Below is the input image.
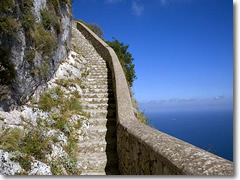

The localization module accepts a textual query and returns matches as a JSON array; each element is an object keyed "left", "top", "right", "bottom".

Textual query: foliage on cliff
[
  {"left": 88, "top": 23, "right": 104, "bottom": 38},
  {"left": 106, "top": 38, "right": 136, "bottom": 87}
]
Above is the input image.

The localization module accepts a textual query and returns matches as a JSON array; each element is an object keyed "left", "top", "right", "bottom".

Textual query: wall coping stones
[{"left": 76, "top": 21, "right": 233, "bottom": 175}]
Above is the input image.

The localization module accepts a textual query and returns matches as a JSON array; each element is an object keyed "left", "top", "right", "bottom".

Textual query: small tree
[
  {"left": 107, "top": 37, "right": 136, "bottom": 87},
  {"left": 88, "top": 23, "right": 104, "bottom": 38}
]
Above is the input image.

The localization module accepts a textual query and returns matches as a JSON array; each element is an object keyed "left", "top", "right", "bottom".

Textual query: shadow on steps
[{"left": 104, "top": 63, "right": 120, "bottom": 175}]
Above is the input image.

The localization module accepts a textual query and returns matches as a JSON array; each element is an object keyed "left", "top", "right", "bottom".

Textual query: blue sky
[{"left": 73, "top": 0, "right": 233, "bottom": 112}]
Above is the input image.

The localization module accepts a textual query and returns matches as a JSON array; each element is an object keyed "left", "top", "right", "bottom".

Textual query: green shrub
[
  {"left": 50, "top": 160, "right": 63, "bottom": 175},
  {"left": 107, "top": 37, "right": 136, "bottom": 87},
  {"left": 0, "top": 0, "right": 15, "bottom": 13},
  {"left": 40, "top": 62, "right": 50, "bottom": 79},
  {"left": 0, "top": 16, "right": 18, "bottom": 36},
  {"left": 52, "top": 113, "right": 67, "bottom": 131},
  {"left": 48, "top": 0, "right": 60, "bottom": 15},
  {"left": 25, "top": 49, "right": 35, "bottom": 62},
  {"left": 73, "top": 119, "right": 82, "bottom": 129},
  {"left": 0, "top": 128, "right": 23, "bottom": 151},
  {"left": 76, "top": 20, "right": 104, "bottom": 38},
  {"left": 33, "top": 24, "right": 57, "bottom": 56},
  {"left": 20, "top": 129, "right": 51, "bottom": 159},
  {"left": 38, "top": 90, "right": 57, "bottom": 111},
  {"left": 63, "top": 136, "right": 80, "bottom": 174},
  {"left": 72, "top": 90, "right": 81, "bottom": 99},
  {"left": 65, "top": 97, "right": 82, "bottom": 112},
  {"left": 18, "top": 155, "right": 32, "bottom": 171},
  {"left": 41, "top": 9, "right": 58, "bottom": 30},
  {"left": 0, "top": 46, "right": 16, "bottom": 85},
  {"left": 60, "top": 0, "right": 69, "bottom": 5},
  {"left": 88, "top": 23, "right": 104, "bottom": 38},
  {"left": 21, "top": 0, "right": 33, "bottom": 9},
  {"left": 23, "top": 12, "right": 35, "bottom": 30}
]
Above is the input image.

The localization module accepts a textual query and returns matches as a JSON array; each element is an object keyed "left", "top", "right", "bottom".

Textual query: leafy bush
[
  {"left": 0, "top": 16, "right": 18, "bottom": 36},
  {"left": 0, "top": 46, "right": 16, "bottom": 85},
  {"left": 21, "top": 0, "right": 33, "bottom": 9},
  {"left": 88, "top": 23, "right": 104, "bottom": 38},
  {"left": 107, "top": 37, "right": 136, "bottom": 87},
  {"left": 41, "top": 9, "right": 58, "bottom": 30},
  {"left": 20, "top": 129, "right": 51, "bottom": 159},
  {"left": 23, "top": 12, "right": 35, "bottom": 30},
  {"left": 33, "top": 24, "right": 57, "bottom": 56},
  {"left": 0, "top": 128, "right": 23, "bottom": 151},
  {"left": 60, "top": 0, "right": 69, "bottom": 6},
  {"left": 0, "top": 0, "right": 15, "bottom": 13},
  {"left": 25, "top": 49, "right": 35, "bottom": 62},
  {"left": 48, "top": 0, "right": 60, "bottom": 15},
  {"left": 38, "top": 90, "right": 57, "bottom": 111},
  {"left": 65, "top": 97, "right": 82, "bottom": 112},
  {"left": 63, "top": 136, "right": 80, "bottom": 174},
  {"left": 52, "top": 113, "right": 68, "bottom": 132}
]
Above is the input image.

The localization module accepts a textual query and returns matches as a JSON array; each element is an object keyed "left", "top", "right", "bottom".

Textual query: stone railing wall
[{"left": 76, "top": 21, "right": 234, "bottom": 175}]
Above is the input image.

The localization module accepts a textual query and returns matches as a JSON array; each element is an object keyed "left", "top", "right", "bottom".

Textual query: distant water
[{"left": 146, "top": 110, "right": 233, "bottom": 161}]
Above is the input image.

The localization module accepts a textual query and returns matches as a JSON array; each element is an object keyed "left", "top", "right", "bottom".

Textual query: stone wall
[{"left": 76, "top": 21, "right": 234, "bottom": 175}]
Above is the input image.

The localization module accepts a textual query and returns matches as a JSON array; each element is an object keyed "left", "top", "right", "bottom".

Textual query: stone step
[
  {"left": 86, "top": 85, "right": 113, "bottom": 90},
  {"left": 90, "top": 60, "right": 106, "bottom": 63},
  {"left": 78, "top": 152, "right": 118, "bottom": 172},
  {"left": 78, "top": 140, "right": 107, "bottom": 153},
  {"left": 90, "top": 67, "right": 107, "bottom": 69},
  {"left": 88, "top": 65, "right": 107, "bottom": 68},
  {"left": 89, "top": 70, "right": 108, "bottom": 73},
  {"left": 78, "top": 138, "right": 117, "bottom": 153},
  {"left": 82, "top": 88, "right": 114, "bottom": 94},
  {"left": 79, "top": 125, "right": 116, "bottom": 141},
  {"left": 82, "top": 103, "right": 115, "bottom": 110},
  {"left": 87, "top": 75, "right": 109, "bottom": 79},
  {"left": 87, "top": 74, "right": 110, "bottom": 78},
  {"left": 80, "top": 171, "right": 106, "bottom": 175},
  {"left": 85, "top": 79, "right": 112, "bottom": 83},
  {"left": 90, "top": 65, "right": 107, "bottom": 68},
  {"left": 90, "top": 61, "right": 106, "bottom": 64},
  {"left": 78, "top": 152, "right": 107, "bottom": 171},
  {"left": 81, "top": 97, "right": 115, "bottom": 104},
  {"left": 84, "top": 81, "right": 112, "bottom": 86},
  {"left": 88, "top": 118, "right": 116, "bottom": 126},
  {"left": 82, "top": 92, "right": 114, "bottom": 98},
  {"left": 83, "top": 109, "right": 116, "bottom": 118},
  {"left": 88, "top": 72, "right": 111, "bottom": 75},
  {"left": 86, "top": 77, "right": 112, "bottom": 81}
]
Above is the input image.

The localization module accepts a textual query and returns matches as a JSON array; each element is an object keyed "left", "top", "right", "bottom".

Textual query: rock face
[
  {"left": 0, "top": 0, "right": 72, "bottom": 111},
  {"left": 0, "top": 150, "right": 23, "bottom": 175}
]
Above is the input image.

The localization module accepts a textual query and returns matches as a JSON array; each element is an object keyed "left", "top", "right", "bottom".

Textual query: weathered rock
[
  {"left": 29, "top": 160, "right": 52, "bottom": 175},
  {"left": 0, "top": 150, "right": 22, "bottom": 175},
  {"left": 0, "top": 0, "right": 73, "bottom": 111}
]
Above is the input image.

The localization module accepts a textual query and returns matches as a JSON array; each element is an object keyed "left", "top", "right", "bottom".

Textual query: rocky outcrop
[
  {"left": 0, "top": 23, "right": 89, "bottom": 174},
  {"left": 0, "top": 0, "right": 72, "bottom": 111}
]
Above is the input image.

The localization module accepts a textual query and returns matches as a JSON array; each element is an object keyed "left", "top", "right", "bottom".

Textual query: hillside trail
[{"left": 72, "top": 22, "right": 120, "bottom": 175}]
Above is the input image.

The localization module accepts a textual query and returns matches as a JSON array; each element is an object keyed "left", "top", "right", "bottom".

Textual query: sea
[{"left": 146, "top": 110, "right": 233, "bottom": 161}]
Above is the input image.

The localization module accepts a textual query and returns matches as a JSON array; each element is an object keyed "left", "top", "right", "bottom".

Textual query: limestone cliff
[{"left": 0, "top": 0, "right": 72, "bottom": 111}]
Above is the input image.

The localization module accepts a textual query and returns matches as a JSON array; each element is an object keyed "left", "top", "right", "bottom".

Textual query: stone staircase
[{"left": 72, "top": 22, "right": 119, "bottom": 175}]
